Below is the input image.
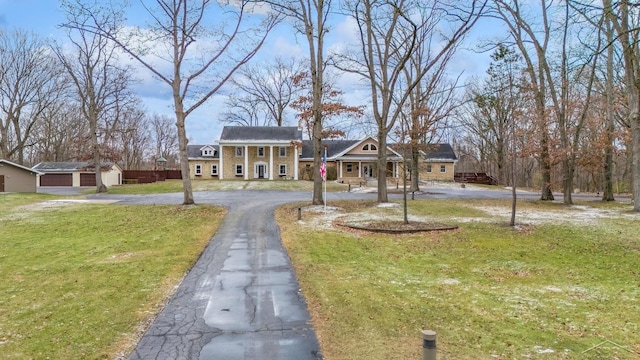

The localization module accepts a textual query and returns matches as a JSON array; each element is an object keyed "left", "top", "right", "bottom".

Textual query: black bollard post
[{"left": 297, "top": 207, "right": 302, "bottom": 221}]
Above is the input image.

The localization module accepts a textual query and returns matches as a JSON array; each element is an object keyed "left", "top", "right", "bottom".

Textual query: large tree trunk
[
  {"left": 603, "top": 20, "right": 616, "bottom": 202},
  {"left": 173, "top": 95, "right": 194, "bottom": 205},
  {"left": 410, "top": 150, "right": 420, "bottom": 192},
  {"left": 377, "top": 129, "right": 388, "bottom": 202},
  {"left": 90, "top": 113, "right": 107, "bottom": 193},
  {"left": 539, "top": 123, "right": 554, "bottom": 201},
  {"left": 312, "top": 111, "right": 324, "bottom": 205},
  {"left": 632, "top": 115, "right": 640, "bottom": 211}
]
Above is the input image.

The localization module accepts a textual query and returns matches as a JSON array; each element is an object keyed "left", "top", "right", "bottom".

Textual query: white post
[
  {"left": 244, "top": 145, "right": 249, "bottom": 180},
  {"left": 219, "top": 145, "right": 224, "bottom": 180},
  {"left": 294, "top": 145, "right": 299, "bottom": 180},
  {"left": 269, "top": 145, "right": 274, "bottom": 180}
]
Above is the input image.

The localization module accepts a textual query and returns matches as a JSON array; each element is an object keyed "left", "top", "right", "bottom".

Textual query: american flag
[{"left": 319, "top": 149, "right": 327, "bottom": 181}]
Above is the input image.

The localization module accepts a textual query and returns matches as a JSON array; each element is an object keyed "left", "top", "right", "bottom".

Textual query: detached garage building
[
  {"left": 0, "top": 159, "right": 40, "bottom": 192},
  {"left": 32, "top": 162, "right": 122, "bottom": 187}
]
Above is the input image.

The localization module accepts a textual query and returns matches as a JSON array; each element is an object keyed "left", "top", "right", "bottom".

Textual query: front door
[
  {"left": 363, "top": 164, "right": 374, "bottom": 178},
  {"left": 0, "top": 175, "right": 4, "bottom": 192},
  {"left": 254, "top": 163, "right": 267, "bottom": 179},
  {"left": 258, "top": 165, "right": 265, "bottom": 179}
]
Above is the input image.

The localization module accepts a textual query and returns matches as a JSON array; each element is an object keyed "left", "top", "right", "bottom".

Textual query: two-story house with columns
[
  {"left": 187, "top": 126, "right": 457, "bottom": 182},
  {"left": 188, "top": 126, "right": 301, "bottom": 181}
]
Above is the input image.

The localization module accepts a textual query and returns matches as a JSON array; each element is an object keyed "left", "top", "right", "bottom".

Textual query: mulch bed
[{"left": 337, "top": 220, "right": 458, "bottom": 234}]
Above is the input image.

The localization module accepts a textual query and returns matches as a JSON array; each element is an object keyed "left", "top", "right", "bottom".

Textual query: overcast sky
[{"left": 0, "top": 0, "right": 500, "bottom": 145}]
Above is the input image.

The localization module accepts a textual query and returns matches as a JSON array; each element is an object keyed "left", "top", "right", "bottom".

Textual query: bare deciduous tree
[
  {"left": 64, "top": 0, "right": 280, "bottom": 204},
  {"left": 0, "top": 29, "right": 67, "bottom": 164},
  {"left": 340, "top": 0, "right": 486, "bottom": 202},
  {"left": 266, "top": 0, "right": 333, "bottom": 205},
  {"left": 225, "top": 57, "right": 302, "bottom": 127},
  {"left": 56, "top": 3, "right": 135, "bottom": 193}
]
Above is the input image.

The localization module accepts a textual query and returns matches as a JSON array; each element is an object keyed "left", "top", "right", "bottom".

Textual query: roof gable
[
  {"left": 420, "top": 143, "right": 457, "bottom": 161},
  {"left": 187, "top": 145, "right": 219, "bottom": 159}
]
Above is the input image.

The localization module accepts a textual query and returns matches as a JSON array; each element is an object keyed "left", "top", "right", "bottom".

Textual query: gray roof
[
  {"left": 32, "top": 161, "right": 117, "bottom": 172},
  {"left": 219, "top": 126, "right": 302, "bottom": 142},
  {"left": 300, "top": 140, "right": 359, "bottom": 159},
  {"left": 187, "top": 145, "right": 219, "bottom": 159},
  {"left": 422, "top": 143, "right": 457, "bottom": 161}
]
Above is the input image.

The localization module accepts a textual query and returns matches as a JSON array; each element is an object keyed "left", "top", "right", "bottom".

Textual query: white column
[
  {"left": 339, "top": 160, "right": 343, "bottom": 178},
  {"left": 269, "top": 145, "right": 274, "bottom": 180},
  {"left": 294, "top": 145, "right": 299, "bottom": 180},
  {"left": 219, "top": 145, "right": 224, "bottom": 180},
  {"left": 244, "top": 145, "right": 249, "bottom": 180},
  {"left": 358, "top": 161, "right": 362, "bottom": 178}
]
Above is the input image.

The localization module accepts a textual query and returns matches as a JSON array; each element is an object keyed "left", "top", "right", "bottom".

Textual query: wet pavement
[{"left": 119, "top": 191, "right": 324, "bottom": 360}]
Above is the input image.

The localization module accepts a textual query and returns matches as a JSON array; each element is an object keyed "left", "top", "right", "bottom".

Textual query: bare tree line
[
  {"left": 0, "top": 28, "right": 178, "bottom": 172},
  {"left": 4, "top": 0, "right": 640, "bottom": 211}
]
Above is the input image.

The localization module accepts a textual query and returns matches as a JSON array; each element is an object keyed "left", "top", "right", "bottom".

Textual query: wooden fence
[
  {"left": 122, "top": 170, "right": 182, "bottom": 184},
  {"left": 454, "top": 172, "right": 498, "bottom": 185}
]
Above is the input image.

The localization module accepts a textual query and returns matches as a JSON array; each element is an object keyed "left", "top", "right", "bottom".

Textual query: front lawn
[
  {"left": 102, "top": 179, "right": 350, "bottom": 194},
  {"left": 277, "top": 199, "right": 640, "bottom": 359},
  {"left": 0, "top": 193, "right": 224, "bottom": 359}
]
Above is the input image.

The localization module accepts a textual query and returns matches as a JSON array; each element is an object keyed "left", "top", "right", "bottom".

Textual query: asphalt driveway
[{"left": 107, "top": 191, "right": 327, "bottom": 360}]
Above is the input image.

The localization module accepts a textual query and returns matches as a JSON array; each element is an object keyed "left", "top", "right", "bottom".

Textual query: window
[
  {"left": 370, "top": 144, "right": 377, "bottom": 150},
  {"left": 235, "top": 147, "right": 243, "bottom": 157},
  {"left": 279, "top": 164, "right": 287, "bottom": 175},
  {"left": 346, "top": 163, "right": 353, "bottom": 172},
  {"left": 195, "top": 164, "right": 202, "bottom": 176},
  {"left": 258, "top": 147, "right": 265, "bottom": 157},
  {"left": 235, "top": 164, "right": 243, "bottom": 176},
  {"left": 279, "top": 147, "right": 286, "bottom": 157},
  {"left": 426, "top": 165, "right": 432, "bottom": 173},
  {"left": 363, "top": 144, "right": 377, "bottom": 151},
  {"left": 211, "top": 164, "right": 218, "bottom": 175},
  {"left": 440, "top": 165, "right": 446, "bottom": 173},
  {"left": 363, "top": 144, "right": 369, "bottom": 150},
  {"left": 202, "top": 148, "right": 213, "bottom": 156}
]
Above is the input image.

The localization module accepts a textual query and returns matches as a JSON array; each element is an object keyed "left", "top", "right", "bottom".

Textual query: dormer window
[
  {"left": 202, "top": 148, "right": 213, "bottom": 156},
  {"left": 363, "top": 144, "right": 377, "bottom": 151}
]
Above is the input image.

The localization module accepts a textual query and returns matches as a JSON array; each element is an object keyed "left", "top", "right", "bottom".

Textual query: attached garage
[
  {"left": 80, "top": 173, "right": 96, "bottom": 186},
  {"left": 40, "top": 173, "right": 73, "bottom": 186}
]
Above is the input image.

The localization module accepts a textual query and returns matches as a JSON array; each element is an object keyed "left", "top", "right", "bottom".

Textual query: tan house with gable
[{"left": 187, "top": 126, "right": 456, "bottom": 182}]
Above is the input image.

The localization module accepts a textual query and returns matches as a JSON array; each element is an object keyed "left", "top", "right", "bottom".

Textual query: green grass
[
  {"left": 102, "top": 179, "right": 350, "bottom": 194},
  {"left": 0, "top": 194, "right": 225, "bottom": 359},
  {"left": 277, "top": 199, "right": 640, "bottom": 359}
]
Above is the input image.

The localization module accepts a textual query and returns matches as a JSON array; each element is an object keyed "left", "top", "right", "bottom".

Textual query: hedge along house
[
  {"left": 299, "top": 137, "right": 403, "bottom": 183},
  {"left": 187, "top": 126, "right": 302, "bottom": 180},
  {"left": 32, "top": 162, "right": 123, "bottom": 187},
  {"left": 0, "top": 159, "right": 41, "bottom": 192}
]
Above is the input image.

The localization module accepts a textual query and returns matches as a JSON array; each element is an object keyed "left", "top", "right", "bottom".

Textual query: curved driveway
[
  {"left": 79, "top": 187, "right": 611, "bottom": 359},
  {"left": 93, "top": 190, "right": 381, "bottom": 360}
]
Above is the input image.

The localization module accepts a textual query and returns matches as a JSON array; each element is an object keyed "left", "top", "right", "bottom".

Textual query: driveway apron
[{"left": 127, "top": 192, "right": 322, "bottom": 359}]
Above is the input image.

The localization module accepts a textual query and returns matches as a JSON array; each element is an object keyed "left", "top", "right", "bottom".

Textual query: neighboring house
[
  {"left": 0, "top": 159, "right": 41, "bottom": 192},
  {"left": 32, "top": 162, "right": 123, "bottom": 187},
  {"left": 186, "top": 126, "right": 456, "bottom": 182}
]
